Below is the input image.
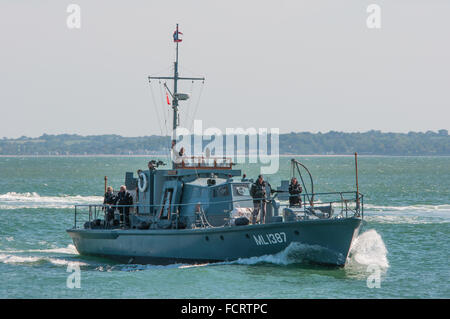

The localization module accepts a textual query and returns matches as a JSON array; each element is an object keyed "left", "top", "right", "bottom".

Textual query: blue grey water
[{"left": 0, "top": 156, "right": 448, "bottom": 298}]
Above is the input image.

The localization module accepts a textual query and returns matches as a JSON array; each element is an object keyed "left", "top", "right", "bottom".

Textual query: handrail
[
  {"left": 72, "top": 191, "right": 363, "bottom": 229},
  {"left": 73, "top": 191, "right": 362, "bottom": 209},
  {"left": 73, "top": 192, "right": 364, "bottom": 215},
  {"left": 291, "top": 159, "right": 315, "bottom": 206}
]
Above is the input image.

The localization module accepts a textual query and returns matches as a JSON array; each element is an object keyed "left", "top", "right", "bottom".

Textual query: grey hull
[{"left": 67, "top": 217, "right": 362, "bottom": 266}]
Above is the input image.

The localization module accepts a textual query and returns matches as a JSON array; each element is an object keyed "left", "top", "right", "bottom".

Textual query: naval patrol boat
[{"left": 67, "top": 25, "right": 364, "bottom": 267}]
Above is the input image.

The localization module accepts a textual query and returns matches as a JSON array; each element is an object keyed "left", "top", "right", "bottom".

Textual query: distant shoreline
[{"left": 2, "top": 131, "right": 448, "bottom": 156}]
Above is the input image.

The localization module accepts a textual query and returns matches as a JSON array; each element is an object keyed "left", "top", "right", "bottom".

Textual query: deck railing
[
  {"left": 174, "top": 156, "right": 233, "bottom": 169},
  {"left": 72, "top": 191, "right": 363, "bottom": 230}
]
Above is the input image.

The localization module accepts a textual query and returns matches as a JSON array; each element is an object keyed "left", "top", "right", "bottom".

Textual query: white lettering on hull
[{"left": 253, "top": 232, "right": 287, "bottom": 246}]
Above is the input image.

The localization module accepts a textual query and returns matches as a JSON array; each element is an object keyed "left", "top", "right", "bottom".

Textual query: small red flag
[
  {"left": 173, "top": 28, "right": 183, "bottom": 42},
  {"left": 166, "top": 92, "right": 171, "bottom": 105}
]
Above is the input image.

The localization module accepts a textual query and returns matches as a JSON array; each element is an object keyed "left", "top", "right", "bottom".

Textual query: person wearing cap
[
  {"left": 148, "top": 161, "right": 156, "bottom": 171},
  {"left": 171, "top": 141, "right": 186, "bottom": 166},
  {"left": 116, "top": 185, "right": 133, "bottom": 228},
  {"left": 250, "top": 175, "right": 272, "bottom": 224},
  {"left": 288, "top": 177, "right": 303, "bottom": 207},
  {"left": 103, "top": 186, "right": 116, "bottom": 223}
]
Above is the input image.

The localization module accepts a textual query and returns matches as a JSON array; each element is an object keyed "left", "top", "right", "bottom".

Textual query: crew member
[
  {"left": 103, "top": 186, "right": 116, "bottom": 223},
  {"left": 250, "top": 175, "right": 272, "bottom": 224},
  {"left": 179, "top": 147, "right": 185, "bottom": 158},
  {"left": 288, "top": 177, "right": 303, "bottom": 207},
  {"left": 116, "top": 185, "right": 133, "bottom": 228},
  {"left": 171, "top": 141, "right": 186, "bottom": 166}
]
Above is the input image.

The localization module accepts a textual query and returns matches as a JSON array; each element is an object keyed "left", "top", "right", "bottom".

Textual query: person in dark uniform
[
  {"left": 103, "top": 186, "right": 116, "bottom": 223},
  {"left": 116, "top": 185, "right": 133, "bottom": 228},
  {"left": 250, "top": 175, "right": 272, "bottom": 224},
  {"left": 288, "top": 177, "right": 302, "bottom": 207}
]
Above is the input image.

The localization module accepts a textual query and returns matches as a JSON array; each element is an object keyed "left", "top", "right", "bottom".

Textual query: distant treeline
[{"left": 0, "top": 130, "right": 449, "bottom": 156}]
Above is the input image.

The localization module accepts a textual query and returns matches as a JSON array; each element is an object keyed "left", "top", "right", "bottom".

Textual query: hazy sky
[{"left": 1, "top": 0, "right": 449, "bottom": 138}]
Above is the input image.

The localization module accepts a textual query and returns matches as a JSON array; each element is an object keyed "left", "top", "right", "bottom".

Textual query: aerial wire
[
  {"left": 189, "top": 81, "right": 205, "bottom": 132},
  {"left": 148, "top": 81, "right": 164, "bottom": 137}
]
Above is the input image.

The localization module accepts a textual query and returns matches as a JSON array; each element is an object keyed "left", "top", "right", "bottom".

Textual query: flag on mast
[{"left": 173, "top": 26, "right": 183, "bottom": 42}]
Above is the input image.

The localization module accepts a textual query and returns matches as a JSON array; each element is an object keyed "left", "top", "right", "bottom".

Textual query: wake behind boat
[{"left": 66, "top": 25, "right": 364, "bottom": 267}]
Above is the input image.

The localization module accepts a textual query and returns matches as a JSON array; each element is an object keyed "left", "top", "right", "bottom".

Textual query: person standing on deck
[
  {"left": 116, "top": 185, "right": 133, "bottom": 228},
  {"left": 250, "top": 175, "right": 272, "bottom": 224},
  {"left": 171, "top": 141, "right": 186, "bottom": 166},
  {"left": 288, "top": 177, "right": 303, "bottom": 207},
  {"left": 103, "top": 186, "right": 116, "bottom": 223}
]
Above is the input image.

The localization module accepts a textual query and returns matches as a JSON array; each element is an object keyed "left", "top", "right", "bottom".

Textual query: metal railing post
[
  {"left": 361, "top": 194, "right": 364, "bottom": 219},
  {"left": 88, "top": 205, "right": 92, "bottom": 229}
]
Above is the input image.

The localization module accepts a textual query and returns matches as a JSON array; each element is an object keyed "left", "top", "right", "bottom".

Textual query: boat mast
[
  {"left": 148, "top": 24, "right": 205, "bottom": 167},
  {"left": 173, "top": 24, "right": 180, "bottom": 135}
]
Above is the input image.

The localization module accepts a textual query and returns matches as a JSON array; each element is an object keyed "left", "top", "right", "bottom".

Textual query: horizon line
[{"left": 2, "top": 128, "right": 448, "bottom": 139}]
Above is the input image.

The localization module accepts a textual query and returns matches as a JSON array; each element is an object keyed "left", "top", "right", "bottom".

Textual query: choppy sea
[{"left": 0, "top": 156, "right": 448, "bottom": 298}]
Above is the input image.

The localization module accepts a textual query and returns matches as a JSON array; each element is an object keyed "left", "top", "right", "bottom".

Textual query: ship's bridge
[{"left": 179, "top": 176, "right": 253, "bottom": 227}]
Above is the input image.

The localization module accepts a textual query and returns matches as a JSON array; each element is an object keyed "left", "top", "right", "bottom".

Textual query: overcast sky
[{"left": 1, "top": 0, "right": 449, "bottom": 138}]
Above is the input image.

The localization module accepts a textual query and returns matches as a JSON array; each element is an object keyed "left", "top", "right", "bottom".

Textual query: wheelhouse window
[
  {"left": 212, "top": 185, "right": 230, "bottom": 198},
  {"left": 232, "top": 184, "right": 250, "bottom": 197}
]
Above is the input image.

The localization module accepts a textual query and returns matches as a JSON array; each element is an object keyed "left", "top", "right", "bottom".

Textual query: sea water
[{"left": 0, "top": 156, "right": 448, "bottom": 298}]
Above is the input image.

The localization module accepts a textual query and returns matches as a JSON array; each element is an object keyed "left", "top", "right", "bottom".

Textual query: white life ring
[{"left": 138, "top": 172, "right": 148, "bottom": 192}]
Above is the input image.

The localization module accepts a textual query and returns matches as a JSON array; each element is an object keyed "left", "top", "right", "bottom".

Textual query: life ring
[{"left": 138, "top": 172, "right": 148, "bottom": 192}]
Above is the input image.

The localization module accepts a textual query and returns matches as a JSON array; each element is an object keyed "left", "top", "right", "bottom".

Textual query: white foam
[
  {"left": 0, "top": 243, "right": 83, "bottom": 267},
  {"left": 364, "top": 204, "right": 450, "bottom": 224},
  {"left": 41, "top": 244, "right": 79, "bottom": 254},
  {"left": 0, "top": 253, "right": 41, "bottom": 264},
  {"left": 47, "top": 258, "right": 87, "bottom": 267},
  {"left": 365, "top": 204, "right": 450, "bottom": 212},
  {"left": 109, "top": 263, "right": 188, "bottom": 272},
  {"left": 230, "top": 244, "right": 299, "bottom": 266},
  {"left": 0, "top": 192, "right": 102, "bottom": 209},
  {"left": 178, "top": 263, "right": 210, "bottom": 269},
  {"left": 0, "top": 244, "right": 79, "bottom": 255},
  {"left": 347, "top": 229, "right": 389, "bottom": 269},
  {"left": 0, "top": 253, "right": 87, "bottom": 266},
  {"left": 221, "top": 242, "right": 345, "bottom": 266},
  {"left": 364, "top": 215, "right": 448, "bottom": 225}
]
